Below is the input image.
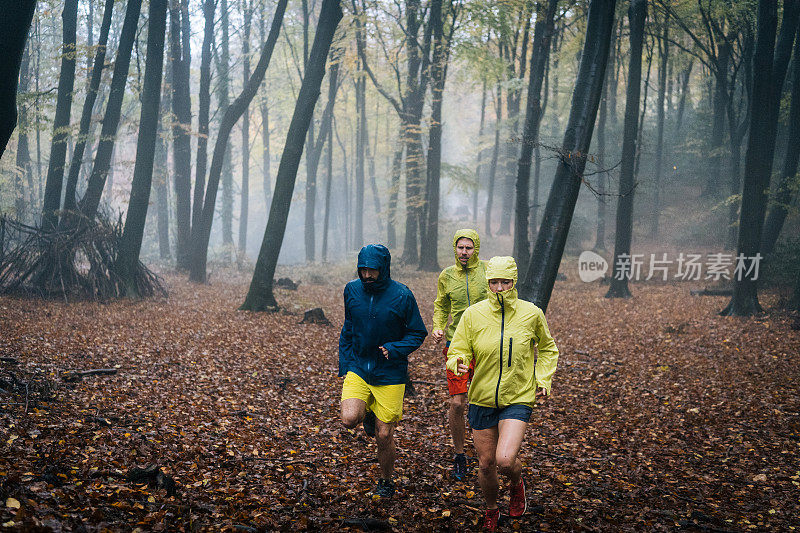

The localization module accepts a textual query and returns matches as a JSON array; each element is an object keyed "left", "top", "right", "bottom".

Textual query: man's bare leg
[
  {"left": 375, "top": 418, "right": 396, "bottom": 478},
  {"left": 341, "top": 398, "right": 367, "bottom": 429},
  {"left": 448, "top": 393, "right": 468, "bottom": 454}
]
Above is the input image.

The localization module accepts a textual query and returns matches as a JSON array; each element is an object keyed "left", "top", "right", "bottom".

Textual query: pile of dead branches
[{"left": 0, "top": 214, "right": 166, "bottom": 301}]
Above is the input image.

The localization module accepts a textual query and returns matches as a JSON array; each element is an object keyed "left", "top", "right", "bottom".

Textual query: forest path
[{"left": 1, "top": 266, "right": 798, "bottom": 531}]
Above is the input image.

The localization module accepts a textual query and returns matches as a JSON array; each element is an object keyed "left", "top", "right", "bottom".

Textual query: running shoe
[
  {"left": 452, "top": 453, "right": 467, "bottom": 481},
  {"left": 483, "top": 508, "right": 500, "bottom": 531},
  {"left": 509, "top": 477, "right": 527, "bottom": 517},
  {"left": 373, "top": 478, "right": 395, "bottom": 498},
  {"left": 363, "top": 410, "right": 376, "bottom": 438}
]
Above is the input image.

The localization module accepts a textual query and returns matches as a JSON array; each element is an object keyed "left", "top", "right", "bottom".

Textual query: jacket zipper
[
  {"left": 465, "top": 267, "right": 471, "bottom": 306},
  {"left": 508, "top": 337, "right": 513, "bottom": 367},
  {"left": 494, "top": 293, "right": 505, "bottom": 408}
]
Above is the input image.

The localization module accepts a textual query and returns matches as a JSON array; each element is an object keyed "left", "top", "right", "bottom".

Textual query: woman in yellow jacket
[{"left": 446, "top": 256, "right": 558, "bottom": 531}]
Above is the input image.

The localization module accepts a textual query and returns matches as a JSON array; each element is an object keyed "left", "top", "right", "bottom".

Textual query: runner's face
[
  {"left": 456, "top": 238, "right": 475, "bottom": 265},
  {"left": 488, "top": 278, "right": 514, "bottom": 293},
  {"left": 359, "top": 267, "right": 380, "bottom": 284}
]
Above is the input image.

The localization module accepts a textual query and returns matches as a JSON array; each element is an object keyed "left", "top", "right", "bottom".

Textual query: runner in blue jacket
[{"left": 339, "top": 244, "right": 427, "bottom": 498}]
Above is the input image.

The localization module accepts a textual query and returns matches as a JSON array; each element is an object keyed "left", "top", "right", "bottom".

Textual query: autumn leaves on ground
[{"left": 1, "top": 265, "right": 799, "bottom": 532}]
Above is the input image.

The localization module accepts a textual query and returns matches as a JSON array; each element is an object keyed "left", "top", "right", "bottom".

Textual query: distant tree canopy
[{"left": 1, "top": 0, "right": 799, "bottom": 312}]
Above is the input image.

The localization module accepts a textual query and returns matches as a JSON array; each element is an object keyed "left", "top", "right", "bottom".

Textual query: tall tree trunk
[
  {"left": 485, "top": 90, "right": 502, "bottom": 238},
  {"left": 419, "top": 0, "right": 445, "bottom": 272},
  {"left": 170, "top": 0, "right": 193, "bottom": 269},
  {"left": 193, "top": 0, "right": 215, "bottom": 236},
  {"left": 322, "top": 63, "right": 337, "bottom": 262},
  {"left": 674, "top": 59, "right": 693, "bottom": 134},
  {"left": 117, "top": 0, "right": 168, "bottom": 296},
  {"left": 721, "top": 0, "right": 779, "bottom": 316},
  {"left": 219, "top": 0, "right": 234, "bottom": 259},
  {"left": 15, "top": 41, "right": 33, "bottom": 221},
  {"left": 240, "top": 0, "right": 341, "bottom": 309},
  {"left": 304, "top": 47, "right": 341, "bottom": 261},
  {"left": 366, "top": 100, "right": 384, "bottom": 235},
  {"left": 155, "top": 109, "right": 171, "bottom": 260},
  {"left": 41, "top": 0, "right": 79, "bottom": 231},
  {"left": 606, "top": 0, "right": 646, "bottom": 299},
  {"left": 260, "top": 7, "right": 272, "bottom": 210},
  {"left": 650, "top": 9, "right": 669, "bottom": 239},
  {"left": 352, "top": 59, "right": 366, "bottom": 251},
  {"left": 705, "top": 44, "right": 730, "bottom": 198},
  {"left": 594, "top": 45, "right": 609, "bottom": 252},
  {"left": 190, "top": 0, "right": 289, "bottom": 283},
  {"left": 513, "top": 0, "right": 558, "bottom": 275},
  {"left": 518, "top": 0, "right": 617, "bottom": 311},
  {"left": 762, "top": 26, "right": 800, "bottom": 257},
  {"left": 0, "top": 0, "right": 37, "bottom": 160},
  {"left": 63, "top": 0, "right": 114, "bottom": 215},
  {"left": 239, "top": 0, "right": 253, "bottom": 259},
  {"left": 474, "top": 80, "right": 487, "bottom": 226},
  {"left": 387, "top": 140, "right": 403, "bottom": 247},
  {"left": 78, "top": 0, "right": 144, "bottom": 220}
]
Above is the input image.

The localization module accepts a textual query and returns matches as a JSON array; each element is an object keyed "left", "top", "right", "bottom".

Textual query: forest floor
[{"left": 1, "top": 263, "right": 799, "bottom": 532}]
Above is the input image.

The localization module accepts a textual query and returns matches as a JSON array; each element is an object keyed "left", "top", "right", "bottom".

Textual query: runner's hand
[
  {"left": 379, "top": 346, "right": 389, "bottom": 359},
  {"left": 432, "top": 329, "right": 444, "bottom": 342},
  {"left": 456, "top": 358, "right": 469, "bottom": 375},
  {"left": 536, "top": 387, "right": 549, "bottom": 399}
]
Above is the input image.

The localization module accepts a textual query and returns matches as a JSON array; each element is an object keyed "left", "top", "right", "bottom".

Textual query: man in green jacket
[{"left": 432, "top": 229, "right": 488, "bottom": 481}]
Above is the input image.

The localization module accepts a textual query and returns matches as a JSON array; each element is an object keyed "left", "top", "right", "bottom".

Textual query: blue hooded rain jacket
[{"left": 338, "top": 244, "right": 428, "bottom": 386}]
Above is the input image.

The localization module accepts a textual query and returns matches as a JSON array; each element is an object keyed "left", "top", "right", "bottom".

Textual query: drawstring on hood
[{"left": 357, "top": 244, "right": 392, "bottom": 293}]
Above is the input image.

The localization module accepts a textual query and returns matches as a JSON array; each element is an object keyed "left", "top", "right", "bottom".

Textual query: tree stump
[
  {"left": 300, "top": 307, "right": 330, "bottom": 325},
  {"left": 275, "top": 277, "right": 299, "bottom": 290}
]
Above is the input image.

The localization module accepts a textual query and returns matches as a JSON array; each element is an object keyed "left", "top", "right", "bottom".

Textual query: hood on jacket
[
  {"left": 486, "top": 256, "right": 518, "bottom": 307},
  {"left": 357, "top": 244, "right": 392, "bottom": 292},
  {"left": 453, "top": 228, "right": 481, "bottom": 269}
]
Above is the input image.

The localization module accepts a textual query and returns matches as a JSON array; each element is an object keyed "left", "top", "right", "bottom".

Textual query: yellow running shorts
[{"left": 341, "top": 371, "right": 405, "bottom": 424}]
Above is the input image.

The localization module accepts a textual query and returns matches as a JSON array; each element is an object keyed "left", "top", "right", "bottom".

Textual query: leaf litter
[{"left": 1, "top": 267, "right": 799, "bottom": 531}]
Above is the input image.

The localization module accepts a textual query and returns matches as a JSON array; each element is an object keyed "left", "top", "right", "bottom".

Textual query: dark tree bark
[
  {"left": 219, "top": 0, "right": 234, "bottom": 258},
  {"left": 260, "top": 8, "right": 272, "bottom": 210},
  {"left": 322, "top": 61, "right": 337, "bottom": 262},
  {"left": 79, "top": 0, "right": 144, "bottom": 220},
  {"left": 366, "top": 99, "right": 384, "bottom": 235},
  {"left": 606, "top": 0, "right": 646, "bottom": 299},
  {"left": 240, "top": 0, "right": 341, "bottom": 309},
  {"left": 189, "top": 0, "right": 289, "bottom": 283},
  {"left": 387, "top": 139, "right": 403, "bottom": 247},
  {"left": 474, "top": 79, "right": 487, "bottom": 226},
  {"left": 303, "top": 47, "right": 340, "bottom": 261},
  {"left": 169, "top": 0, "right": 192, "bottom": 269},
  {"left": 0, "top": 0, "right": 36, "bottom": 161},
  {"left": 193, "top": 0, "right": 215, "bottom": 236},
  {"left": 518, "top": 0, "right": 617, "bottom": 312},
  {"left": 117, "top": 0, "right": 168, "bottom": 296},
  {"left": 721, "top": 0, "right": 779, "bottom": 316},
  {"left": 674, "top": 59, "right": 693, "bottom": 134},
  {"left": 419, "top": 0, "right": 445, "bottom": 272},
  {"left": 594, "top": 27, "right": 612, "bottom": 252},
  {"left": 726, "top": 30, "right": 754, "bottom": 250},
  {"left": 485, "top": 89, "right": 502, "bottom": 238},
  {"left": 155, "top": 110, "right": 171, "bottom": 260},
  {"left": 239, "top": 0, "right": 253, "bottom": 258},
  {"left": 762, "top": 26, "right": 800, "bottom": 257},
  {"left": 513, "top": 0, "right": 558, "bottom": 275},
  {"left": 353, "top": 58, "right": 367, "bottom": 252},
  {"left": 650, "top": 8, "right": 669, "bottom": 239},
  {"left": 14, "top": 41, "right": 32, "bottom": 221},
  {"left": 62, "top": 0, "right": 114, "bottom": 215},
  {"left": 41, "top": 0, "right": 79, "bottom": 231}
]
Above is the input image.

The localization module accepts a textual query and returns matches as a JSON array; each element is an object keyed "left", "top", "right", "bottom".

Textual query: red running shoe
[
  {"left": 509, "top": 478, "right": 527, "bottom": 517},
  {"left": 483, "top": 508, "right": 500, "bottom": 531}
]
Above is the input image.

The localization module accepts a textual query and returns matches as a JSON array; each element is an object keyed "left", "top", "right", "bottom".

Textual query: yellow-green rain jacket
[
  {"left": 446, "top": 256, "right": 559, "bottom": 408},
  {"left": 432, "top": 229, "right": 489, "bottom": 342}
]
